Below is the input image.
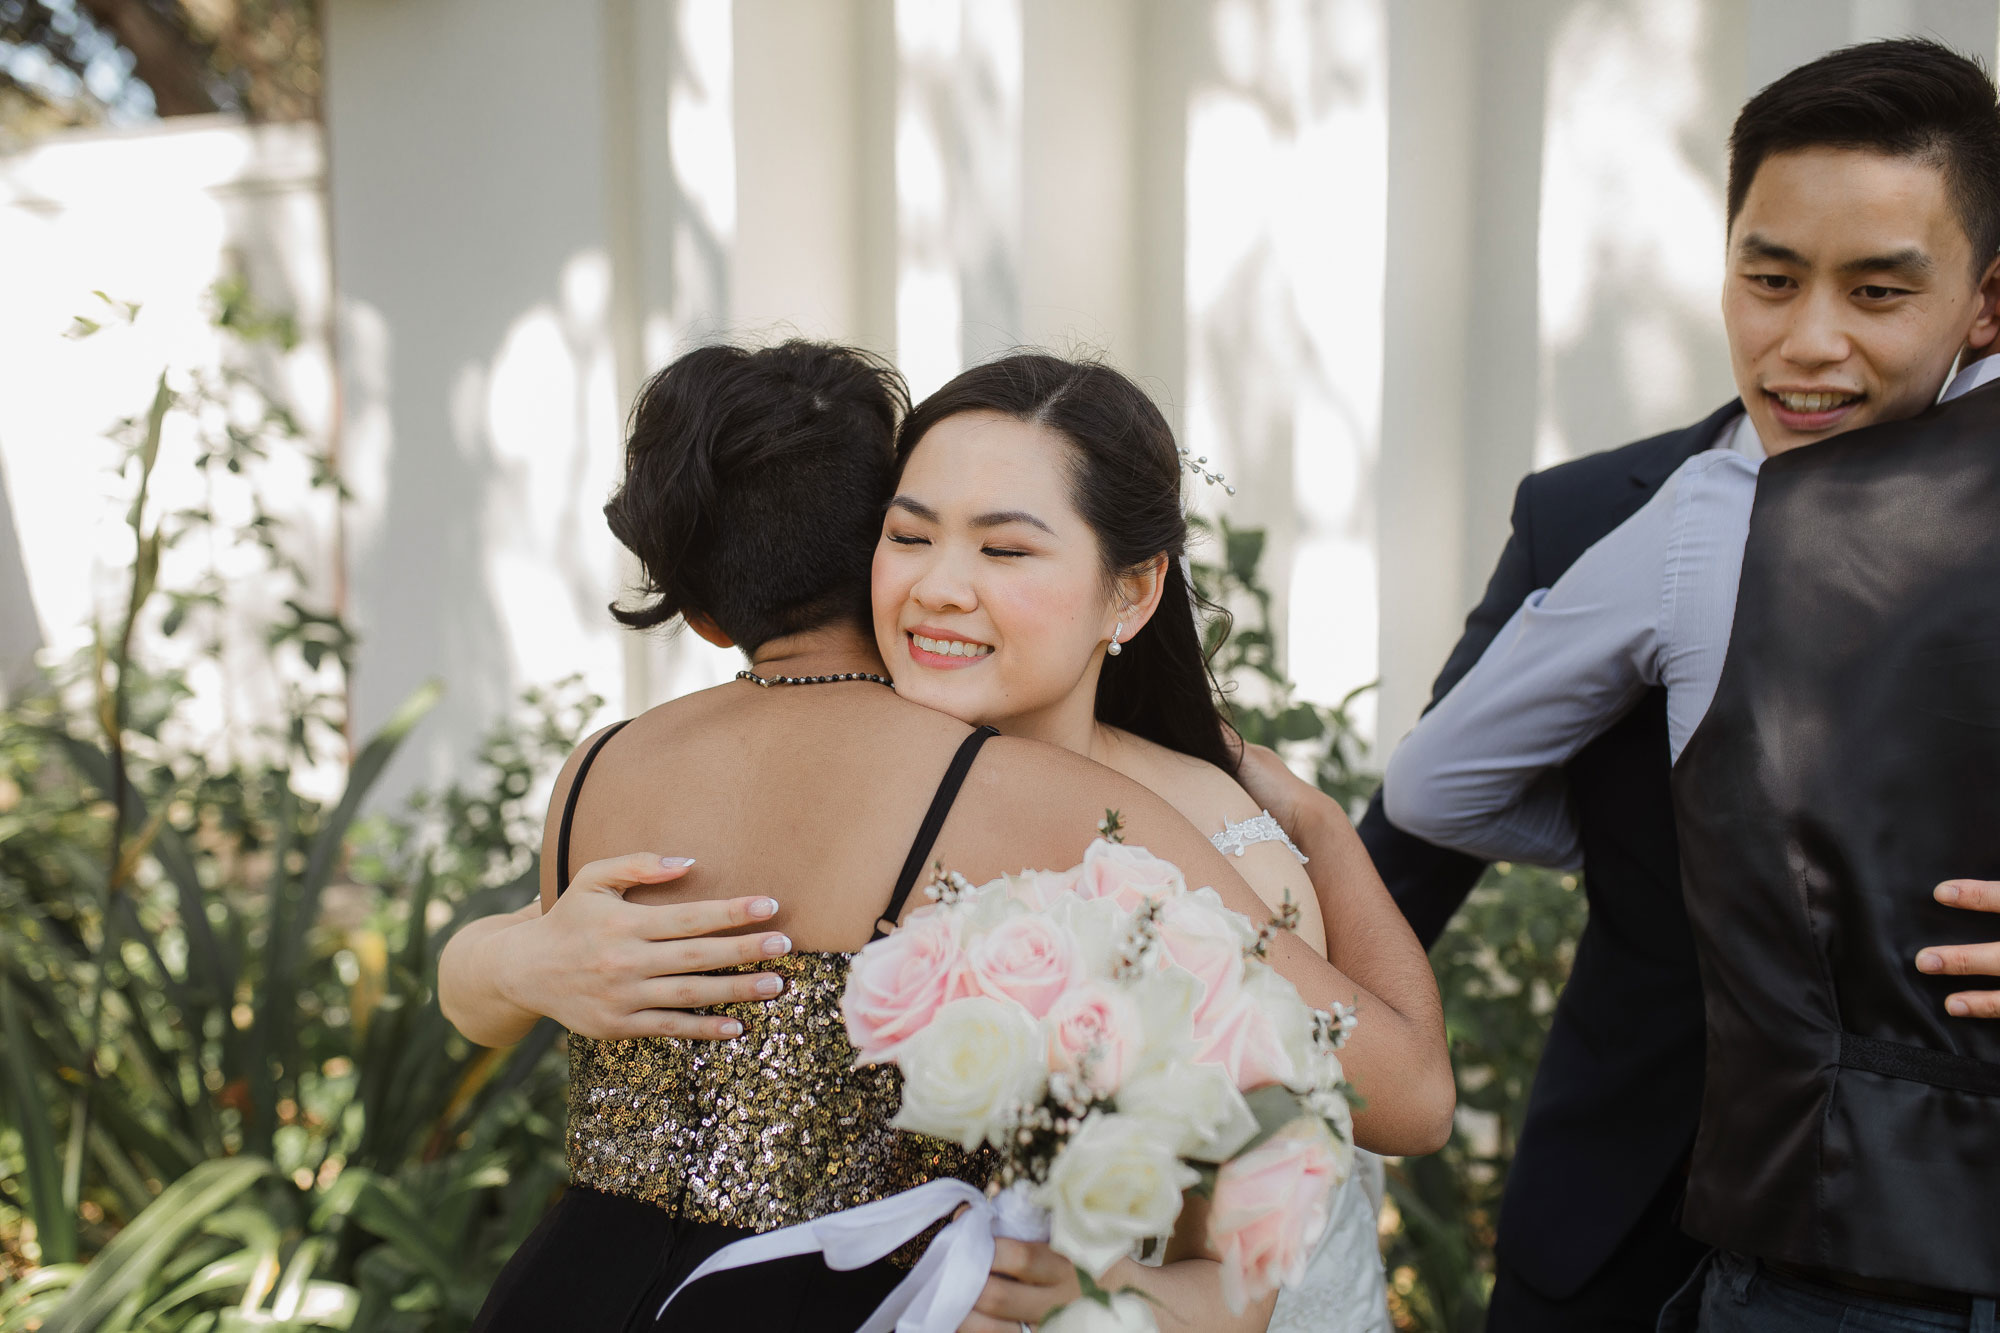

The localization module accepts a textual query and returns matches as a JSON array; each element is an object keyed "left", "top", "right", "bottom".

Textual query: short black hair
[
  {"left": 605, "top": 340, "right": 907, "bottom": 654},
  {"left": 1728, "top": 37, "right": 2000, "bottom": 275}
]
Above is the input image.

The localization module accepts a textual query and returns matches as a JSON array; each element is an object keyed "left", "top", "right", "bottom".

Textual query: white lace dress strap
[{"left": 1210, "top": 810, "right": 1309, "bottom": 863}]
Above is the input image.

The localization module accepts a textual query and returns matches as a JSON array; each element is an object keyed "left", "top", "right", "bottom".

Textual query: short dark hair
[
  {"left": 1728, "top": 38, "right": 2000, "bottom": 274},
  {"left": 605, "top": 340, "right": 907, "bottom": 654},
  {"left": 896, "top": 354, "right": 1240, "bottom": 775}
]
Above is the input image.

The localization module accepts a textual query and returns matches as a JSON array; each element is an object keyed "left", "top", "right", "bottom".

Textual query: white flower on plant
[
  {"left": 1039, "top": 1111, "right": 1197, "bottom": 1279},
  {"left": 890, "top": 995, "right": 1047, "bottom": 1151},
  {"left": 1041, "top": 1291, "right": 1159, "bottom": 1333},
  {"left": 1115, "top": 1058, "right": 1258, "bottom": 1163}
]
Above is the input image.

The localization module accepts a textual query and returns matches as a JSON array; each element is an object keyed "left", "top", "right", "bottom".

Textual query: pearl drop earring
[{"left": 1107, "top": 620, "right": 1124, "bottom": 656}]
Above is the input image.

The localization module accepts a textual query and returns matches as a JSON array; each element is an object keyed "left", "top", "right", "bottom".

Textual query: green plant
[
  {"left": 1191, "top": 517, "right": 1373, "bottom": 806},
  {"left": 0, "top": 288, "right": 592, "bottom": 1331}
]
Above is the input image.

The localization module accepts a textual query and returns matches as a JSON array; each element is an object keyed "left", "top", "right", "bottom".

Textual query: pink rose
[
  {"left": 841, "top": 909, "right": 972, "bottom": 1064},
  {"left": 1072, "top": 840, "right": 1186, "bottom": 911},
  {"left": 1156, "top": 893, "right": 1249, "bottom": 1027},
  {"left": 1194, "top": 987, "right": 1298, "bottom": 1089},
  {"left": 1208, "top": 1118, "right": 1344, "bottom": 1312},
  {"left": 966, "top": 913, "right": 1078, "bottom": 1018},
  {"left": 1044, "top": 980, "right": 1144, "bottom": 1097}
]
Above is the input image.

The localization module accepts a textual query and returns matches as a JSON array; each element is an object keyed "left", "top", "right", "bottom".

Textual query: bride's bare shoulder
[{"left": 1097, "top": 728, "right": 1262, "bottom": 834}]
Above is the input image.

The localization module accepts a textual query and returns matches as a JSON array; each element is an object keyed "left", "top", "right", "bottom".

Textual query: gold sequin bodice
[{"left": 566, "top": 951, "right": 990, "bottom": 1235}]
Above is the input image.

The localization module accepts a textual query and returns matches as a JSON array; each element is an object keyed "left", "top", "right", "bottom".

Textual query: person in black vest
[
  {"left": 1341, "top": 37, "right": 2000, "bottom": 1332},
  {"left": 1380, "top": 38, "right": 2000, "bottom": 1330}
]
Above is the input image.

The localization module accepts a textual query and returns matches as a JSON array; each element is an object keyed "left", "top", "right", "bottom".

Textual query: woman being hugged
[
  {"left": 874, "top": 354, "right": 1445, "bottom": 1332},
  {"left": 445, "top": 340, "right": 1422, "bottom": 1332}
]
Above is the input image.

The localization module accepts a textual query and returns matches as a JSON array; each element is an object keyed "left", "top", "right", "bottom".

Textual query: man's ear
[
  {"left": 685, "top": 611, "right": 734, "bottom": 649},
  {"left": 1967, "top": 252, "right": 2000, "bottom": 352},
  {"left": 1109, "top": 553, "right": 1172, "bottom": 641}
]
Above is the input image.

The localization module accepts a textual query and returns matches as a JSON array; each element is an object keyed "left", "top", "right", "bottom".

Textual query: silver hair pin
[{"left": 1177, "top": 445, "right": 1235, "bottom": 495}]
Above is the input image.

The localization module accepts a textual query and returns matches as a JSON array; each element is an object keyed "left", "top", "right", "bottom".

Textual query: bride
[{"left": 873, "top": 353, "right": 1427, "bottom": 1332}]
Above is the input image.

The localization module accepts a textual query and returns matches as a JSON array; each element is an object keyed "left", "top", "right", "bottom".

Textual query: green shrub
[{"left": 0, "top": 290, "right": 589, "bottom": 1331}]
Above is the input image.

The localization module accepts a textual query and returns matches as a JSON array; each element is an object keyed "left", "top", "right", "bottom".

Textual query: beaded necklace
[{"left": 735, "top": 668, "right": 895, "bottom": 688}]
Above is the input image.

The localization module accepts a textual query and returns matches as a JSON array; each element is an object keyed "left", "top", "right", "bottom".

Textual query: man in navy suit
[{"left": 1357, "top": 38, "right": 2000, "bottom": 1331}]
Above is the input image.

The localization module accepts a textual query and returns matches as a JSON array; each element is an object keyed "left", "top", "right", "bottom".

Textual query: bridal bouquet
[{"left": 841, "top": 818, "right": 1356, "bottom": 1328}]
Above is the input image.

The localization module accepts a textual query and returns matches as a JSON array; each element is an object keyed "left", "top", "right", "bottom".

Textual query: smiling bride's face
[{"left": 872, "top": 409, "right": 1132, "bottom": 740}]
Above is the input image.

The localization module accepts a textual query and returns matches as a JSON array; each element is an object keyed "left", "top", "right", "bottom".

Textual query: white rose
[
  {"left": 1116, "top": 1059, "right": 1258, "bottom": 1163},
  {"left": 1042, "top": 1292, "right": 1159, "bottom": 1333},
  {"left": 1240, "top": 963, "right": 1317, "bottom": 1091},
  {"left": 1125, "top": 963, "right": 1202, "bottom": 1069},
  {"left": 1040, "top": 1112, "right": 1197, "bottom": 1278},
  {"left": 891, "top": 996, "right": 1047, "bottom": 1150},
  {"left": 1047, "top": 892, "right": 1132, "bottom": 977}
]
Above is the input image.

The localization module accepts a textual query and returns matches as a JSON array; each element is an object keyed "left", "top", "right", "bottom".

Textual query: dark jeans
[{"left": 1659, "top": 1250, "right": 1999, "bottom": 1333}]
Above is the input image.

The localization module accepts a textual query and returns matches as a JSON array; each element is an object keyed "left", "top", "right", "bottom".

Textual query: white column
[
  {"left": 1376, "top": 0, "right": 1477, "bottom": 750},
  {"left": 324, "top": 0, "right": 629, "bottom": 795},
  {"left": 605, "top": 0, "right": 746, "bottom": 713},
  {"left": 1181, "top": 0, "right": 1390, "bottom": 739},
  {"left": 1745, "top": 0, "right": 1998, "bottom": 93},
  {"left": 895, "top": 0, "right": 1025, "bottom": 399},
  {"left": 1021, "top": 0, "right": 1142, "bottom": 368},
  {"left": 1533, "top": 0, "right": 1740, "bottom": 471}
]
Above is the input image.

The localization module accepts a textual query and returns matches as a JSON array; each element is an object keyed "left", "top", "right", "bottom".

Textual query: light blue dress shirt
[{"left": 1383, "top": 355, "right": 2000, "bottom": 871}]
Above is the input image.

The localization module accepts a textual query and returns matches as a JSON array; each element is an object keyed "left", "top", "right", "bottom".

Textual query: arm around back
[
  {"left": 1363, "top": 473, "right": 1545, "bottom": 948},
  {"left": 436, "top": 726, "right": 794, "bottom": 1047}
]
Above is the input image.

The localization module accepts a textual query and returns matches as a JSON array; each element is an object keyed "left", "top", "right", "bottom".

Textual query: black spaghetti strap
[
  {"left": 872, "top": 726, "right": 999, "bottom": 939},
  {"left": 556, "top": 720, "right": 631, "bottom": 894}
]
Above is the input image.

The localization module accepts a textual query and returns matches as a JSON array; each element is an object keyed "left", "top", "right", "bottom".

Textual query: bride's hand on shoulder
[
  {"left": 491, "top": 853, "right": 794, "bottom": 1040},
  {"left": 1918, "top": 879, "right": 2000, "bottom": 1018},
  {"left": 1232, "top": 741, "right": 1321, "bottom": 833}
]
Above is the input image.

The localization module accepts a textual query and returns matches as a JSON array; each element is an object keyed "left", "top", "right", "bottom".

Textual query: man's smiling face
[{"left": 1724, "top": 145, "right": 1997, "bottom": 455}]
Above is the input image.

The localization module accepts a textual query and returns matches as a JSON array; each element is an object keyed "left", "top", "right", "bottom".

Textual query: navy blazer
[{"left": 1359, "top": 401, "right": 1740, "bottom": 1299}]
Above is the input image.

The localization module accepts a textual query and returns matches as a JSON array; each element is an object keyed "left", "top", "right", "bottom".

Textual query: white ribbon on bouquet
[{"left": 655, "top": 1178, "right": 1051, "bottom": 1332}]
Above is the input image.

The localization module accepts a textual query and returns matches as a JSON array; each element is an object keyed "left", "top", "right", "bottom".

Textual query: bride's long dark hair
[{"left": 894, "top": 353, "right": 1240, "bottom": 774}]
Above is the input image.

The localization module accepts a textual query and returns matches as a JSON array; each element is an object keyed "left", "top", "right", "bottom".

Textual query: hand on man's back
[{"left": 1916, "top": 880, "right": 2000, "bottom": 1018}]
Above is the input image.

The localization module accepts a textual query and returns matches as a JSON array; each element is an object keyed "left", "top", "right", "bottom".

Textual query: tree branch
[{"left": 74, "top": 0, "right": 218, "bottom": 116}]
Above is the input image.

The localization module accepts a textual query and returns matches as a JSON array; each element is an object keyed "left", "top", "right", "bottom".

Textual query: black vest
[{"left": 1672, "top": 386, "right": 2000, "bottom": 1295}]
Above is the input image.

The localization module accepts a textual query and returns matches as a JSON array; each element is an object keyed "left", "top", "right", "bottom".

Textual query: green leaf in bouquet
[{"left": 1231, "top": 1084, "right": 1318, "bottom": 1160}]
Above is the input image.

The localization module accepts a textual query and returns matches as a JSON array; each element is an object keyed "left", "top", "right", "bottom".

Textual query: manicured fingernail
[
  {"left": 1917, "top": 950, "right": 1943, "bottom": 973},
  {"left": 748, "top": 897, "right": 779, "bottom": 918},
  {"left": 1936, "top": 882, "right": 1962, "bottom": 904},
  {"left": 1946, "top": 997, "right": 1970, "bottom": 1017},
  {"left": 755, "top": 975, "right": 784, "bottom": 997},
  {"left": 762, "top": 934, "right": 792, "bottom": 957},
  {"left": 718, "top": 1019, "right": 743, "bottom": 1037},
  {"left": 661, "top": 856, "right": 696, "bottom": 869}
]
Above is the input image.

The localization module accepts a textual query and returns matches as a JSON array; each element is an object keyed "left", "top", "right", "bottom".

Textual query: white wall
[
  {"left": 0, "top": 117, "right": 335, "bottom": 740},
  {"left": 13, "top": 0, "right": 2000, "bottom": 794}
]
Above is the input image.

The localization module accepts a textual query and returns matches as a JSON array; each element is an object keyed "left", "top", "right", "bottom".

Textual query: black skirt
[{"left": 472, "top": 1186, "right": 907, "bottom": 1332}]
